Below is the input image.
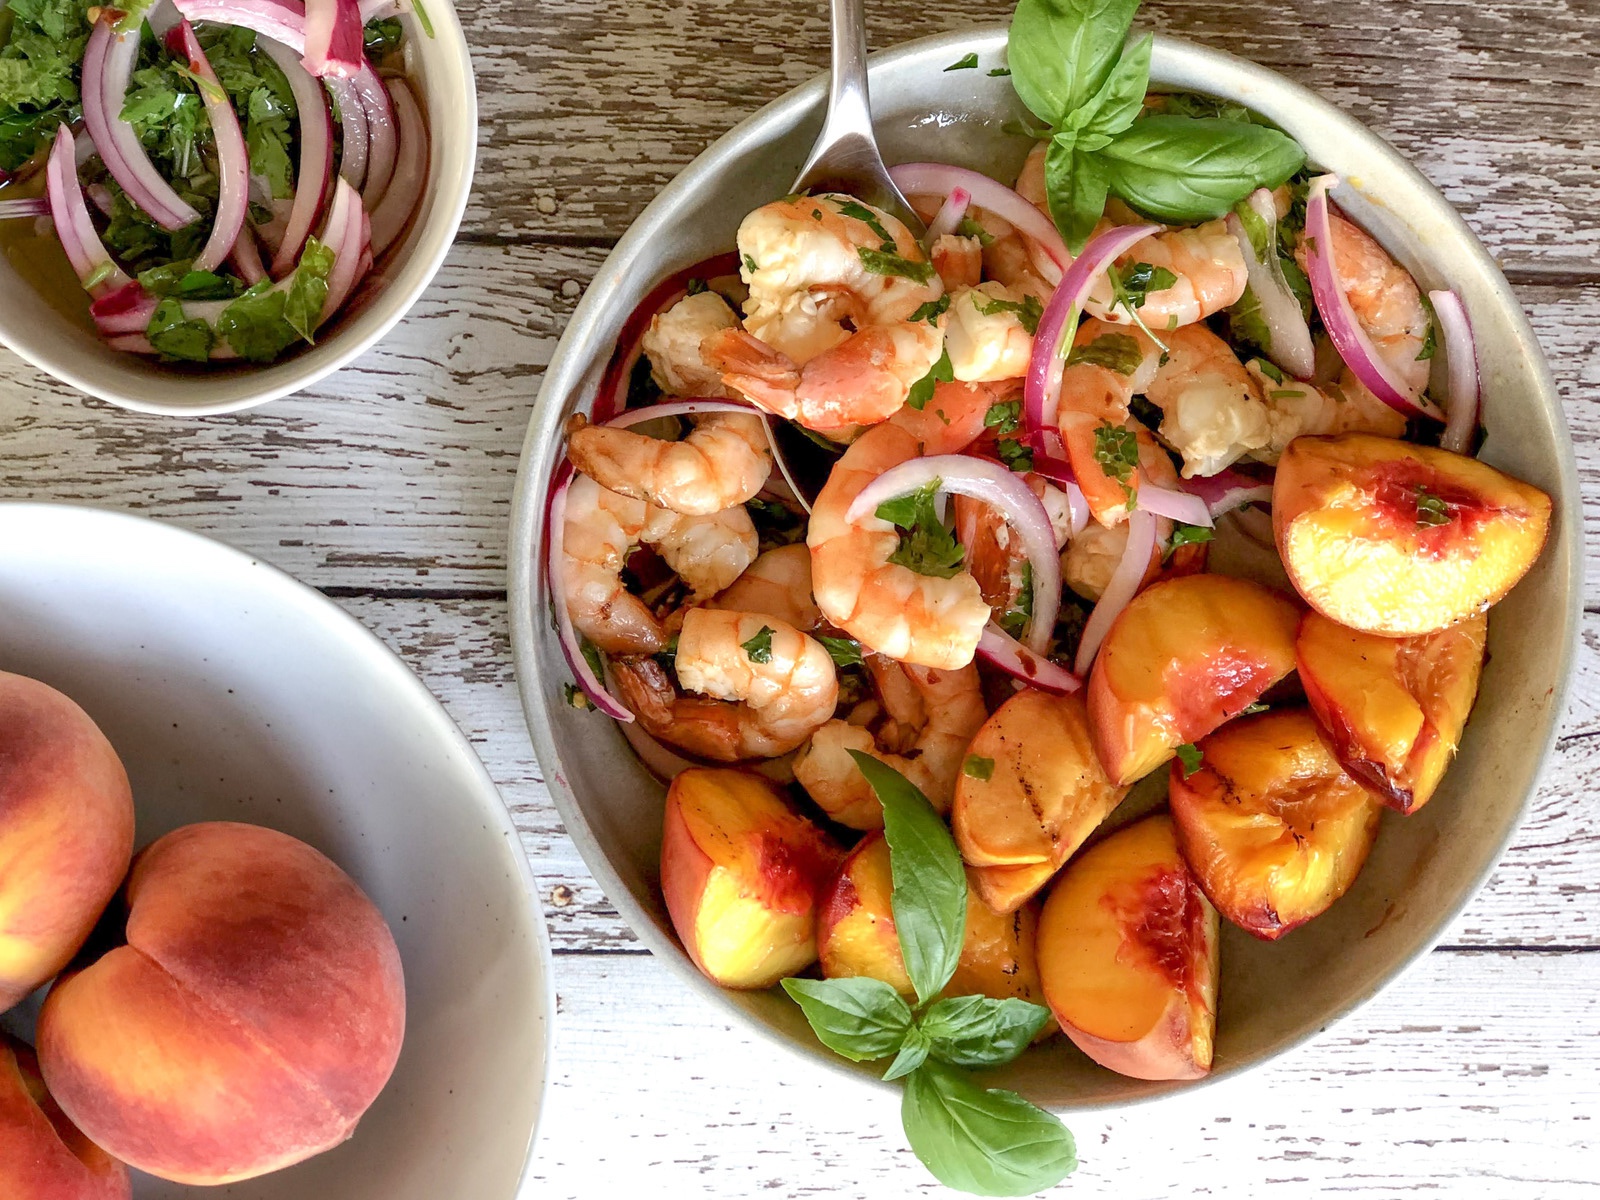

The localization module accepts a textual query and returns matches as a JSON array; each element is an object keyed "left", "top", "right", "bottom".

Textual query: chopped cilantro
[
  {"left": 998, "top": 560, "right": 1033, "bottom": 639},
  {"left": 876, "top": 479, "right": 965, "bottom": 580},
  {"left": 962, "top": 754, "right": 995, "bottom": 781},
  {"left": 562, "top": 682, "right": 593, "bottom": 711},
  {"left": 983, "top": 399, "right": 1021, "bottom": 435},
  {"left": 363, "top": 15, "right": 404, "bottom": 57},
  {"left": 283, "top": 236, "right": 335, "bottom": 342},
  {"left": 1254, "top": 357, "right": 1287, "bottom": 385},
  {"left": 1415, "top": 485, "right": 1451, "bottom": 527},
  {"left": 1166, "top": 522, "right": 1214, "bottom": 558},
  {"left": 996, "top": 436, "right": 1033, "bottom": 473},
  {"left": 944, "top": 53, "right": 979, "bottom": 71},
  {"left": 742, "top": 252, "right": 759, "bottom": 274},
  {"left": 1241, "top": 701, "right": 1270, "bottom": 716},
  {"left": 215, "top": 282, "right": 300, "bottom": 362},
  {"left": 1067, "top": 331, "right": 1144, "bottom": 375},
  {"left": 685, "top": 277, "right": 708, "bottom": 295},
  {"left": 835, "top": 197, "right": 896, "bottom": 250},
  {"left": 580, "top": 638, "right": 605, "bottom": 680},
  {"left": 745, "top": 496, "right": 806, "bottom": 547},
  {"left": 909, "top": 294, "right": 951, "bottom": 325},
  {"left": 857, "top": 246, "right": 935, "bottom": 284},
  {"left": 1109, "top": 261, "right": 1179, "bottom": 311},
  {"left": 1233, "top": 199, "right": 1273, "bottom": 260},
  {"left": 1227, "top": 284, "right": 1272, "bottom": 357},
  {"left": 818, "top": 636, "right": 863, "bottom": 668},
  {"left": 955, "top": 217, "right": 994, "bottom": 247},
  {"left": 987, "top": 66, "right": 1011, "bottom": 77},
  {"left": 137, "top": 261, "right": 243, "bottom": 301},
  {"left": 1175, "top": 743, "right": 1204, "bottom": 778},
  {"left": 741, "top": 625, "right": 775, "bottom": 664},
  {"left": 1092, "top": 423, "right": 1140, "bottom": 506},
  {"left": 1416, "top": 293, "right": 1437, "bottom": 361},
  {"left": 144, "top": 298, "right": 214, "bottom": 363},
  {"left": 972, "top": 291, "right": 1044, "bottom": 335},
  {"left": 905, "top": 345, "right": 954, "bottom": 410}
]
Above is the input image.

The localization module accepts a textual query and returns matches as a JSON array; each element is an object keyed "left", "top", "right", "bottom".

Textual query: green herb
[
  {"left": 137, "top": 262, "right": 243, "bottom": 301},
  {"left": 1227, "top": 283, "right": 1272, "bottom": 357},
  {"left": 1067, "top": 330, "right": 1143, "bottom": 374},
  {"left": 955, "top": 217, "right": 995, "bottom": 246},
  {"left": 562, "top": 682, "right": 592, "bottom": 710},
  {"left": 1159, "top": 90, "right": 1261, "bottom": 125},
  {"left": 983, "top": 399, "right": 1021, "bottom": 435},
  {"left": 883, "top": 1024, "right": 932, "bottom": 1082},
  {"left": 818, "top": 636, "right": 864, "bottom": 668},
  {"left": 780, "top": 977, "right": 915, "bottom": 1061},
  {"left": 1109, "top": 260, "right": 1177, "bottom": 310},
  {"left": 916, "top": 994, "right": 1053, "bottom": 1068},
  {"left": 745, "top": 496, "right": 806, "bottom": 547},
  {"left": 202, "top": 27, "right": 298, "bottom": 201},
  {"left": 998, "top": 559, "right": 1033, "bottom": 639},
  {"left": 1092, "top": 422, "right": 1140, "bottom": 505},
  {"left": 1254, "top": 356, "right": 1286, "bottom": 385},
  {"left": 996, "top": 437, "right": 1034, "bottom": 473},
  {"left": 1006, "top": 0, "right": 1140, "bottom": 127},
  {"left": 684, "top": 277, "right": 707, "bottom": 295},
  {"left": 1241, "top": 700, "right": 1270, "bottom": 715},
  {"left": 740, "top": 625, "right": 775, "bottom": 664},
  {"left": 1128, "top": 393, "right": 1163, "bottom": 432},
  {"left": 972, "top": 291, "right": 1044, "bottom": 335},
  {"left": 579, "top": 638, "right": 605, "bottom": 682},
  {"left": 144, "top": 297, "right": 214, "bottom": 363},
  {"left": 1097, "top": 115, "right": 1306, "bottom": 224},
  {"left": 1168, "top": 522, "right": 1214, "bottom": 552},
  {"left": 858, "top": 246, "right": 936, "bottom": 284},
  {"left": 363, "top": 15, "right": 404, "bottom": 57},
  {"left": 909, "top": 294, "right": 951, "bottom": 325},
  {"left": 836, "top": 197, "right": 897, "bottom": 250},
  {"left": 987, "top": 66, "right": 1011, "bottom": 77},
  {"left": 1416, "top": 293, "right": 1437, "bottom": 361},
  {"left": 1415, "top": 485, "right": 1451, "bottom": 527},
  {"left": 945, "top": 52, "right": 980, "bottom": 71},
  {"left": 877, "top": 479, "right": 965, "bottom": 579},
  {"left": 215, "top": 282, "right": 300, "bottom": 362},
  {"left": 906, "top": 345, "right": 954, "bottom": 410},
  {"left": 1043, "top": 133, "right": 1109, "bottom": 253},
  {"left": 742, "top": 252, "right": 759, "bottom": 274},
  {"left": 1234, "top": 197, "right": 1272, "bottom": 259},
  {"left": 962, "top": 755, "right": 995, "bottom": 781},
  {"left": 1175, "top": 742, "right": 1204, "bottom": 777},
  {"left": 283, "top": 236, "right": 335, "bottom": 342},
  {"left": 409, "top": 0, "right": 435, "bottom": 38}
]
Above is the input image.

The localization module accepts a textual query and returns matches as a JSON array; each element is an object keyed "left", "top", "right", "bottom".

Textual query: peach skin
[
  {"left": 1298, "top": 611, "right": 1487, "bottom": 814},
  {"left": 1086, "top": 574, "right": 1300, "bottom": 788},
  {"left": 1168, "top": 710, "right": 1384, "bottom": 940},
  {"left": 36, "top": 822, "right": 405, "bottom": 1186},
  {"left": 1273, "top": 433, "right": 1551, "bottom": 636},
  {"left": 1037, "top": 814, "right": 1219, "bottom": 1081},
  {"left": 660, "top": 768, "right": 841, "bottom": 989},
  {"left": 0, "top": 672, "right": 135, "bottom": 1013},
  {"left": 0, "top": 1033, "right": 129, "bottom": 1200}
]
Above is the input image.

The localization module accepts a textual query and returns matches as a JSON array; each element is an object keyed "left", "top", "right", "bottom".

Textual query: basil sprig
[
  {"left": 780, "top": 757, "right": 1075, "bottom": 1196},
  {"left": 1007, "top": 0, "right": 1306, "bottom": 250}
]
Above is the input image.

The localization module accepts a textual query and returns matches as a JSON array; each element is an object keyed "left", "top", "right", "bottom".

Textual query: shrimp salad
[{"left": 544, "top": 0, "right": 1552, "bottom": 1190}]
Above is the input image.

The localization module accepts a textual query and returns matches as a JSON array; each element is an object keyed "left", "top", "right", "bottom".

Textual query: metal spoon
[{"left": 791, "top": 0, "right": 926, "bottom": 237}]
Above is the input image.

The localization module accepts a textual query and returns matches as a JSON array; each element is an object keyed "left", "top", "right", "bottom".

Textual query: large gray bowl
[{"left": 509, "top": 27, "right": 1582, "bottom": 1109}]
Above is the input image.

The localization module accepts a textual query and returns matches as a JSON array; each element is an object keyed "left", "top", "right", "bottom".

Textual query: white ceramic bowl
[
  {"left": 0, "top": 6, "right": 476, "bottom": 415},
  {"left": 0, "top": 503, "right": 551, "bottom": 1198},
  {"left": 509, "top": 29, "right": 1583, "bottom": 1110}
]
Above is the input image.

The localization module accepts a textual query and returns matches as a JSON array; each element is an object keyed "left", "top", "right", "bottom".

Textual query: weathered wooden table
[{"left": 3, "top": 0, "right": 1597, "bottom": 1194}]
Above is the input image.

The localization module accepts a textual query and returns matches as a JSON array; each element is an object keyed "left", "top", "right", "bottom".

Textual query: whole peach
[{"left": 0, "top": 1033, "right": 129, "bottom": 1200}]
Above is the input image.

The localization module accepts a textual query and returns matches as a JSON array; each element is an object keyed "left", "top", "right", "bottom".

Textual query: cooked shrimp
[
  {"left": 944, "top": 283, "right": 1035, "bottom": 382},
  {"left": 932, "top": 233, "right": 983, "bottom": 290},
  {"left": 955, "top": 474, "right": 1072, "bottom": 614},
  {"left": 610, "top": 609, "right": 837, "bottom": 760},
  {"left": 1144, "top": 323, "right": 1271, "bottom": 477},
  {"left": 808, "top": 423, "right": 991, "bottom": 668},
  {"left": 561, "top": 475, "right": 757, "bottom": 654},
  {"left": 983, "top": 231, "right": 1055, "bottom": 307},
  {"left": 794, "top": 659, "right": 987, "bottom": 827},
  {"left": 640, "top": 290, "right": 740, "bottom": 397},
  {"left": 1085, "top": 220, "right": 1248, "bottom": 330},
  {"left": 708, "top": 543, "right": 820, "bottom": 631},
  {"left": 564, "top": 410, "right": 771, "bottom": 515},
  {"left": 1062, "top": 519, "right": 1130, "bottom": 601},
  {"left": 1053, "top": 319, "right": 1161, "bottom": 523},
  {"left": 1242, "top": 358, "right": 1404, "bottom": 465},
  {"left": 888, "top": 378, "right": 1014, "bottom": 455}
]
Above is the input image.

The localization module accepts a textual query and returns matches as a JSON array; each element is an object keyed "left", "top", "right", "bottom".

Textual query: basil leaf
[
  {"left": 919, "top": 995, "right": 1053, "bottom": 1069},
  {"left": 1006, "top": 0, "right": 1139, "bottom": 127},
  {"left": 902, "top": 1060, "right": 1076, "bottom": 1196},
  {"left": 846, "top": 753, "right": 967, "bottom": 1006},
  {"left": 781, "top": 977, "right": 915, "bottom": 1062},
  {"left": 1044, "top": 134, "right": 1108, "bottom": 254},
  {"left": 1077, "top": 31, "right": 1151, "bottom": 138},
  {"left": 1099, "top": 115, "right": 1307, "bottom": 223},
  {"left": 883, "top": 1023, "right": 931, "bottom": 1081}
]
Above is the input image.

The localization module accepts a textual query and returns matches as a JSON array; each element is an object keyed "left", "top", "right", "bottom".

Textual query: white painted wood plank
[{"left": 528, "top": 950, "right": 1600, "bottom": 1198}]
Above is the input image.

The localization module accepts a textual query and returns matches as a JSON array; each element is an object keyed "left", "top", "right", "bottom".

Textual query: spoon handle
[{"left": 823, "top": 0, "right": 872, "bottom": 146}]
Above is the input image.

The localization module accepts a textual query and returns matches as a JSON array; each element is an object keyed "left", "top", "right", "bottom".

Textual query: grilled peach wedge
[
  {"left": 1037, "top": 814, "right": 1219, "bottom": 1081},
  {"left": 1169, "top": 710, "right": 1383, "bottom": 941},
  {"left": 1298, "top": 611, "right": 1487, "bottom": 813},
  {"left": 1273, "top": 434, "right": 1551, "bottom": 636},
  {"left": 1087, "top": 574, "right": 1300, "bottom": 787},
  {"left": 951, "top": 689, "right": 1127, "bottom": 912},
  {"left": 660, "top": 768, "right": 841, "bottom": 989}
]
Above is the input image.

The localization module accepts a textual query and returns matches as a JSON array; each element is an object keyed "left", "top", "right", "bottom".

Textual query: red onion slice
[
  {"left": 326, "top": 76, "right": 369, "bottom": 187},
  {"left": 45, "top": 126, "right": 131, "bottom": 298},
  {"left": 91, "top": 281, "right": 157, "bottom": 333},
  {"left": 547, "top": 476, "right": 635, "bottom": 722},
  {"left": 1304, "top": 175, "right": 1444, "bottom": 422},
  {"left": 1431, "top": 289, "right": 1479, "bottom": 455},
  {"left": 976, "top": 623, "right": 1081, "bottom": 694},
  {"left": 303, "top": 0, "right": 363, "bottom": 77},
  {"left": 354, "top": 65, "right": 397, "bottom": 209},
  {"left": 1073, "top": 508, "right": 1155, "bottom": 676},
  {"left": 82, "top": 21, "right": 200, "bottom": 231},
  {"left": 229, "top": 225, "right": 268, "bottom": 284},
  {"left": 1226, "top": 197, "right": 1314, "bottom": 380},
  {"left": 319, "top": 178, "right": 369, "bottom": 316},
  {"left": 890, "top": 162, "right": 1071, "bottom": 281},
  {"left": 0, "top": 198, "right": 49, "bottom": 220},
  {"left": 845, "top": 454, "right": 1061, "bottom": 653},
  {"left": 259, "top": 36, "right": 335, "bottom": 277},
  {"left": 1023, "top": 223, "right": 1161, "bottom": 432},
  {"left": 1134, "top": 483, "right": 1213, "bottom": 527},
  {"left": 1179, "top": 467, "right": 1274, "bottom": 519},
  {"left": 925, "top": 186, "right": 971, "bottom": 244},
  {"left": 170, "top": 22, "right": 248, "bottom": 273},
  {"left": 368, "top": 76, "right": 427, "bottom": 257}
]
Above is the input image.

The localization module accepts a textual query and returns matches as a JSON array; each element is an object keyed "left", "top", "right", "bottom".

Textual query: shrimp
[
  {"left": 609, "top": 609, "right": 837, "bottom": 761},
  {"left": 640, "top": 290, "right": 740, "bottom": 397},
  {"left": 561, "top": 475, "right": 757, "bottom": 654},
  {"left": 564, "top": 410, "right": 771, "bottom": 516},
  {"left": 931, "top": 233, "right": 983, "bottom": 291},
  {"left": 888, "top": 378, "right": 1014, "bottom": 456},
  {"left": 1053, "top": 319, "right": 1162, "bottom": 523},
  {"left": 1085, "top": 220, "right": 1248, "bottom": 330},
  {"left": 794, "top": 659, "right": 988, "bottom": 827},
  {"left": 944, "top": 283, "right": 1035, "bottom": 383},
  {"left": 1143, "top": 323, "right": 1272, "bottom": 478},
  {"left": 702, "top": 194, "right": 945, "bottom": 430},
  {"left": 1296, "top": 211, "right": 1430, "bottom": 402},
  {"left": 955, "top": 474, "right": 1073, "bottom": 616},
  {"left": 808, "top": 423, "right": 991, "bottom": 669},
  {"left": 708, "top": 543, "right": 821, "bottom": 631},
  {"left": 1242, "top": 358, "right": 1403, "bottom": 465}
]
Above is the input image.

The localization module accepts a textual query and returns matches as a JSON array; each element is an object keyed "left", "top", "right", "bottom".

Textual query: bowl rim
[
  {"left": 0, "top": 2, "right": 479, "bottom": 417},
  {"left": 508, "top": 24, "right": 1584, "bottom": 1111},
  {"left": 0, "top": 499, "right": 557, "bottom": 1189}
]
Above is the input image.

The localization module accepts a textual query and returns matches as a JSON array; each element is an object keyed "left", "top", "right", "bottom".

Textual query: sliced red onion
[
  {"left": 91, "top": 282, "right": 157, "bottom": 333},
  {"left": 1074, "top": 508, "right": 1155, "bottom": 676},
  {"left": 173, "top": 0, "right": 306, "bottom": 46},
  {"left": 0, "top": 197, "right": 49, "bottom": 220},
  {"left": 1431, "top": 289, "right": 1479, "bottom": 455},
  {"left": 1059, "top": 480, "right": 1088, "bottom": 535},
  {"left": 258, "top": 36, "right": 335, "bottom": 277},
  {"left": 45, "top": 126, "right": 131, "bottom": 298},
  {"left": 845, "top": 454, "right": 1061, "bottom": 653},
  {"left": 326, "top": 76, "right": 369, "bottom": 187},
  {"left": 890, "top": 162, "right": 1071, "bottom": 280},
  {"left": 303, "top": 0, "right": 363, "bottom": 78},
  {"left": 170, "top": 22, "right": 248, "bottom": 273},
  {"left": 1023, "top": 223, "right": 1160, "bottom": 432},
  {"left": 976, "top": 623, "right": 1080, "bottom": 694},
  {"left": 548, "top": 476, "right": 635, "bottom": 721},
  {"left": 1226, "top": 195, "right": 1314, "bottom": 380},
  {"left": 1304, "top": 175, "right": 1444, "bottom": 422},
  {"left": 368, "top": 76, "right": 426, "bottom": 256},
  {"left": 354, "top": 65, "right": 397, "bottom": 208},
  {"left": 925, "top": 186, "right": 971, "bottom": 244},
  {"left": 1135, "top": 483, "right": 1213, "bottom": 527},
  {"left": 230, "top": 225, "right": 269, "bottom": 284},
  {"left": 1179, "top": 468, "right": 1274, "bottom": 519},
  {"left": 82, "top": 20, "right": 200, "bottom": 231},
  {"left": 319, "top": 178, "right": 368, "bottom": 316}
]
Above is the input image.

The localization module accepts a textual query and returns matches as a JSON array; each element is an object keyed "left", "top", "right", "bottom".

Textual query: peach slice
[
  {"left": 1087, "top": 574, "right": 1300, "bottom": 786},
  {"left": 968, "top": 860, "right": 1061, "bottom": 917},
  {"left": 0, "top": 1034, "right": 129, "bottom": 1200},
  {"left": 1298, "top": 611, "right": 1487, "bottom": 813},
  {"left": 660, "top": 768, "right": 841, "bottom": 989},
  {"left": 1037, "top": 814, "right": 1219, "bottom": 1081},
  {"left": 1273, "top": 433, "right": 1552, "bottom": 636},
  {"left": 951, "top": 690, "right": 1127, "bottom": 911},
  {"left": 1168, "top": 710, "right": 1383, "bottom": 940}
]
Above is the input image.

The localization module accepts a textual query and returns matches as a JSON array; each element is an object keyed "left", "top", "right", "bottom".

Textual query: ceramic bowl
[
  {"left": 508, "top": 27, "right": 1582, "bottom": 1109},
  {"left": 0, "top": 4, "right": 476, "bottom": 415},
  {"left": 0, "top": 503, "right": 551, "bottom": 1197}
]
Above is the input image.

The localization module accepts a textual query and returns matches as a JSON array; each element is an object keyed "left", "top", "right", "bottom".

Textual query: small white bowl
[
  {"left": 0, "top": 7, "right": 476, "bottom": 415},
  {"left": 0, "top": 503, "right": 551, "bottom": 1198}
]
